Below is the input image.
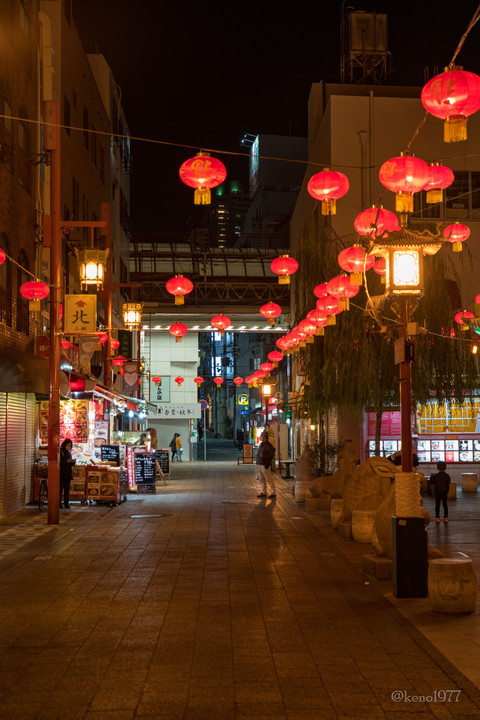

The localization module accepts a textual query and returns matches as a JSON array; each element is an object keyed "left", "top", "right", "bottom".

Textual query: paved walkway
[{"left": 0, "top": 462, "right": 480, "bottom": 719}]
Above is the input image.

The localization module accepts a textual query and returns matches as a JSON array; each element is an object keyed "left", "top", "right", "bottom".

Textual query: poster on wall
[{"left": 150, "top": 376, "right": 170, "bottom": 403}]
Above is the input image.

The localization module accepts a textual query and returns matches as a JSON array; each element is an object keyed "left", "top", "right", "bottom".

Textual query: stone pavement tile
[
  {"left": 88, "top": 685, "right": 143, "bottom": 711},
  {"left": 36, "top": 705, "right": 92, "bottom": 720},
  {"left": 233, "top": 657, "right": 278, "bottom": 683},
  {"left": 272, "top": 651, "right": 320, "bottom": 680},
  {"left": 235, "top": 701, "right": 287, "bottom": 718},
  {"left": 184, "top": 702, "right": 236, "bottom": 720},
  {"left": 286, "top": 712, "right": 338, "bottom": 720},
  {"left": 83, "top": 713, "right": 135, "bottom": 720},
  {"left": 235, "top": 681, "right": 284, "bottom": 703}
]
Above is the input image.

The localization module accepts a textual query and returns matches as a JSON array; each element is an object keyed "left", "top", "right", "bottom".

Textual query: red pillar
[
  {"left": 44, "top": 100, "right": 61, "bottom": 525},
  {"left": 101, "top": 203, "right": 112, "bottom": 388}
]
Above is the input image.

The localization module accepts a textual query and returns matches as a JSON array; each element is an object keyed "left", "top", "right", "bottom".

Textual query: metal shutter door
[
  {"left": 25, "top": 394, "right": 35, "bottom": 504},
  {"left": 6, "top": 393, "right": 27, "bottom": 513},
  {"left": 0, "top": 393, "right": 6, "bottom": 515}
]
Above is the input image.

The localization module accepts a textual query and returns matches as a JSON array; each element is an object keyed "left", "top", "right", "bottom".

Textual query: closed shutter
[
  {"left": 0, "top": 393, "right": 6, "bottom": 515},
  {"left": 6, "top": 393, "right": 27, "bottom": 513},
  {"left": 25, "top": 394, "right": 35, "bottom": 504}
]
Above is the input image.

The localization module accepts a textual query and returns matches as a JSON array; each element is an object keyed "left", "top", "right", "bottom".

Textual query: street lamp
[
  {"left": 123, "top": 302, "right": 143, "bottom": 330},
  {"left": 262, "top": 383, "right": 274, "bottom": 428},
  {"left": 75, "top": 247, "right": 109, "bottom": 289}
]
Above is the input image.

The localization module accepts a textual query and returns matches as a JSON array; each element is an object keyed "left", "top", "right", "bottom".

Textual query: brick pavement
[{"left": 0, "top": 462, "right": 479, "bottom": 719}]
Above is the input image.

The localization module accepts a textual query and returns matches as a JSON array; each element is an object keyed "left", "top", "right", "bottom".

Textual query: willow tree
[{"left": 293, "top": 216, "right": 480, "bottom": 454}]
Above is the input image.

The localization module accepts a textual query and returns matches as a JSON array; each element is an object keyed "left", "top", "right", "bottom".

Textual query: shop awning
[
  {"left": 69, "top": 378, "right": 157, "bottom": 415},
  {"left": 0, "top": 347, "right": 71, "bottom": 396}
]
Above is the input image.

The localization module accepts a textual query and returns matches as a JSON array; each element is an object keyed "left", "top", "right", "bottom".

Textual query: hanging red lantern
[
  {"left": 421, "top": 66, "right": 480, "bottom": 143},
  {"left": 260, "top": 361, "right": 274, "bottom": 374},
  {"left": 111, "top": 339, "right": 120, "bottom": 350},
  {"left": 169, "top": 322, "right": 188, "bottom": 342},
  {"left": 423, "top": 163, "right": 454, "bottom": 203},
  {"left": 245, "top": 374, "right": 256, "bottom": 387},
  {"left": 307, "top": 309, "right": 328, "bottom": 335},
  {"left": 213, "top": 377, "right": 224, "bottom": 388},
  {"left": 112, "top": 356, "right": 127, "bottom": 367},
  {"left": 373, "top": 257, "right": 387, "bottom": 283},
  {"left": 259, "top": 302, "right": 282, "bottom": 325},
  {"left": 454, "top": 310, "right": 474, "bottom": 330},
  {"left": 276, "top": 337, "right": 289, "bottom": 352},
  {"left": 298, "top": 319, "right": 317, "bottom": 342},
  {"left": 290, "top": 327, "right": 308, "bottom": 348},
  {"left": 379, "top": 154, "right": 430, "bottom": 213},
  {"left": 174, "top": 376, "right": 184, "bottom": 386},
  {"left": 179, "top": 151, "right": 227, "bottom": 205},
  {"left": 20, "top": 280, "right": 50, "bottom": 311},
  {"left": 307, "top": 168, "right": 349, "bottom": 215},
  {"left": 268, "top": 351, "right": 284, "bottom": 365},
  {"left": 327, "top": 275, "right": 359, "bottom": 311},
  {"left": 193, "top": 376, "right": 204, "bottom": 386},
  {"left": 211, "top": 314, "right": 231, "bottom": 336},
  {"left": 338, "top": 245, "right": 375, "bottom": 285},
  {"left": 316, "top": 296, "right": 343, "bottom": 325},
  {"left": 253, "top": 370, "right": 266, "bottom": 382},
  {"left": 233, "top": 377, "right": 243, "bottom": 386},
  {"left": 443, "top": 222, "right": 470, "bottom": 252},
  {"left": 270, "top": 255, "right": 298, "bottom": 285},
  {"left": 0, "top": 249, "right": 5, "bottom": 265},
  {"left": 166, "top": 275, "right": 194, "bottom": 305},
  {"left": 96, "top": 332, "right": 108, "bottom": 345},
  {"left": 151, "top": 376, "right": 162, "bottom": 384},
  {"left": 354, "top": 206, "right": 400, "bottom": 239}
]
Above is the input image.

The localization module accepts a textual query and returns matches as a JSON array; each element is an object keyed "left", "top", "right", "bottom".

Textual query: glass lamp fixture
[
  {"left": 75, "top": 247, "right": 109, "bottom": 289},
  {"left": 385, "top": 249, "right": 423, "bottom": 296},
  {"left": 123, "top": 302, "right": 143, "bottom": 330}
]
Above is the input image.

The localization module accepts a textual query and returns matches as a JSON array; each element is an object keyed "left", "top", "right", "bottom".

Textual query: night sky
[{"left": 73, "top": 0, "right": 480, "bottom": 234}]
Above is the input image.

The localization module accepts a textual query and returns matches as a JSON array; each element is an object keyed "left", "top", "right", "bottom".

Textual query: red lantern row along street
[
  {"left": 259, "top": 302, "right": 282, "bottom": 325},
  {"left": 179, "top": 151, "right": 227, "bottom": 205},
  {"left": 421, "top": 65, "right": 480, "bottom": 143},
  {"left": 270, "top": 255, "right": 298, "bottom": 285},
  {"left": 443, "top": 222, "right": 470, "bottom": 252},
  {"left": 354, "top": 206, "right": 400, "bottom": 238},
  {"left": 211, "top": 314, "right": 231, "bottom": 335},
  {"left": 20, "top": 280, "right": 50, "bottom": 311},
  {"left": 338, "top": 245, "right": 375, "bottom": 285},
  {"left": 166, "top": 275, "right": 194, "bottom": 305},
  {"left": 307, "top": 168, "right": 349, "bottom": 215},
  {"left": 169, "top": 322, "right": 188, "bottom": 342}
]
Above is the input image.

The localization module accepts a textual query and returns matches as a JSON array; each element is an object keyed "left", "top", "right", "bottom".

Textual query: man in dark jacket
[
  {"left": 256, "top": 431, "right": 276, "bottom": 499},
  {"left": 430, "top": 460, "right": 451, "bottom": 523}
]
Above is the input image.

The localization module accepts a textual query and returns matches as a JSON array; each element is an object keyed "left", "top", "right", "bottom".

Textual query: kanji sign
[
  {"left": 64, "top": 294, "right": 97, "bottom": 333},
  {"left": 154, "top": 404, "right": 201, "bottom": 419}
]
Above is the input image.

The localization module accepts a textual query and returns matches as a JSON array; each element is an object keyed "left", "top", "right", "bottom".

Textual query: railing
[
  {"left": 0, "top": 286, "right": 12, "bottom": 327},
  {"left": 16, "top": 297, "right": 29, "bottom": 335}
]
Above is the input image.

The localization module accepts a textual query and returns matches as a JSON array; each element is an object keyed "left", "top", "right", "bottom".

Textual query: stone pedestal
[
  {"left": 363, "top": 554, "right": 392, "bottom": 580},
  {"left": 461, "top": 473, "right": 478, "bottom": 493},
  {"left": 330, "top": 499, "right": 344, "bottom": 529},
  {"left": 337, "top": 520, "right": 352, "bottom": 539},
  {"left": 448, "top": 482, "right": 457, "bottom": 500},
  {"left": 352, "top": 510, "right": 376, "bottom": 543},
  {"left": 305, "top": 495, "right": 331, "bottom": 510},
  {"left": 428, "top": 558, "right": 477, "bottom": 613}
]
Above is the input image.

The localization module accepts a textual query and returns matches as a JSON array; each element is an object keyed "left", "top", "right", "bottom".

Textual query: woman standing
[
  {"left": 60, "top": 438, "right": 76, "bottom": 509},
  {"left": 170, "top": 433, "right": 178, "bottom": 462},
  {"left": 176, "top": 433, "right": 183, "bottom": 461}
]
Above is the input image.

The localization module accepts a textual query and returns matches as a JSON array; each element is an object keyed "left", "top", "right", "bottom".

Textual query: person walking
[
  {"left": 256, "top": 430, "right": 276, "bottom": 499},
  {"left": 59, "top": 438, "right": 76, "bottom": 509},
  {"left": 430, "top": 460, "right": 451, "bottom": 523},
  {"left": 169, "top": 434, "right": 177, "bottom": 462},
  {"left": 176, "top": 433, "right": 183, "bottom": 461}
]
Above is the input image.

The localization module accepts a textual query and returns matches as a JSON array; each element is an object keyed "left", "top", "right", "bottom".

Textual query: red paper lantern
[
  {"left": 423, "top": 163, "right": 454, "bottom": 203},
  {"left": 259, "top": 302, "right": 282, "bottom": 325},
  {"left": 307, "top": 168, "right": 349, "bottom": 215},
  {"left": 245, "top": 374, "right": 256, "bottom": 387},
  {"left": 174, "top": 376, "right": 184, "bottom": 386},
  {"left": 443, "top": 222, "right": 470, "bottom": 252},
  {"left": 19, "top": 280, "right": 50, "bottom": 311},
  {"left": 455, "top": 310, "right": 474, "bottom": 329},
  {"left": 313, "top": 283, "right": 329, "bottom": 299},
  {"left": 96, "top": 332, "right": 108, "bottom": 345},
  {"left": 211, "top": 314, "right": 231, "bottom": 336},
  {"left": 268, "top": 351, "right": 283, "bottom": 365},
  {"left": 307, "top": 309, "right": 328, "bottom": 335},
  {"left": 151, "top": 376, "right": 162, "bottom": 384},
  {"left": 0, "top": 249, "right": 5, "bottom": 265},
  {"left": 111, "top": 339, "right": 120, "bottom": 350},
  {"left": 421, "top": 66, "right": 480, "bottom": 142},
  {"left": 213, "top": 377, "right": 224, "bottom": 387},
  {"left": 327, "top": 275, "right": 359, "bottom": 311},
  {"left": 290, "top": 328, "right": 308, "bottom": 347},
  {"left": 194, "top": 376, "right": 204, "bottom": 385},
  {"left": 254, "top": 369, "right": 266, "bottom": 379},
  {"left": 316, "top": 296, "right": 343, "bottom": 325},
  {"left": 270, "top": 255, "right": 298, "bottom": 285},
  {"left": 166, "top": 275, "right": 194, "bottom": 305},
  {"left": 169, "top": 322, "right": 188, "bottom": 342},
  {"left": 338, "top": 245, "right": 375, "bottom": 285},
  {"left": 260, "top": 361, "right": 274, "bottom": 373},
  {"left": 373, "top": 257, "right": 387, "bottom": 276},
  {"left": 298, "top": 319, "right": 317, "bottom": 342},
  {"left": 354, "top": 206, "right": 400, "bottom": 239},
  {"left": 379, "top": 154, "right": 430, "bottom": 213},
  {"left": 276, "top": 337, "right": 290, "bottom": 352},
  {"left": 233, "top": 377, "right": 243, "bottom": 386},
  {"left": 112, "top": 355, "right": 127, "bottom": 367},
  {"left": 179, "top": 151, "right": 227, "bottom": 205}
]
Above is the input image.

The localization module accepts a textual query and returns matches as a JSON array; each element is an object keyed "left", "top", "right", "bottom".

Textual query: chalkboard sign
[
  {"left": 137, "top": 484, "right": 156, "bottom": 494},
  {"left": 101, "top": 445, "right": 121, "bottom": 466},
  {"left": 156, "top": 448, "right": 170, "bottom": 476},
  {"left": 134, "top": 452, "right": 156, "bottom": 485}
]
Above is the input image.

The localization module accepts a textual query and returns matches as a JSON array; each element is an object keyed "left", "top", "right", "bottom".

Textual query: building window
[
  {"left": 0, "top": 233, "right": 12, "bottom": 327},
  {"left": 16, "top": 250, "right": 30, "bottom": 335},
  {"left": 64, "top": 95, "right": 70, "bottom": 136},
  {"left": 91, "top": 124, "right": 97, "bottom": 166},
  {"left": 0, "top": 99, "right": 13, "bottom": 171},
  {"left": 72, "top": 177, "right": 79, "bottom": 219},
  {"left": 99, "top": 146, "right": 105, "bottom": 184},
  {"left": 17, "top": 108, "right": 31, "bottom": 192},
  {"left": 415, "top": 171, "right": 480, "bottom": 220},
  {"left": 82, "top": 106, "right": 89, "bottom": 149}
]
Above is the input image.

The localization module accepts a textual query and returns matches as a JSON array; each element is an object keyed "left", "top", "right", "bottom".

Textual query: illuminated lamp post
[
  {"left": 307, "top": 168, "right": 349, "bottom": 215},
  {"left": 270, "top": 255, "right": 298, "bottom": 285},
  {"left": 262, "top": 382, "right": 275, "bottom": 428},
  {"left": 123, "top": 302, "right": 143, "bottom": 330},
  {"left": 370, "top": 227, "right": 443, "bottom": 598},
  {"left": 179, "top": 151, "right": 227, "bottom": 205},
  {"left": 75, "top": 247, "right": 109, "bottom": 289},
  {"left": 443, "top": 222, "right": 470, "bottom": 252},
  {"left": 166, "top": 275, "right": 194, "bottom": 305},
  {"left": 421, "top": 65, "right": 480, "bottom": 143},
  {"left": 169, "top": 322, "right": 188, "bottom": 343},
  {"left": 259, "top": 302, "right": 282, "bottom": 325}
]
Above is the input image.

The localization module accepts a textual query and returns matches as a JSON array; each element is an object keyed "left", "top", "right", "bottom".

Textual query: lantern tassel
[
  {"left": 395, "top": 192, "right": 414, "bottom": 213},
  {"left": 426, "top": 189, "right": 443, "bottom": 204},
  {"left": 444, "top": 115, "right": 467, "bottom": 143},
  {"left": 453, "top": 242, "right": 463, "bottom": 252},
  {"left": 321, "top": 198, "right": 336, "bottom": 216},
  {"left": 194, "top": 187, "right": 211, "bottom": 205},
  {"left": 175, "top": 296, "right": 184, "bottom": 305},
  {"left": 175, "top": 336, "right": 182, "bottom": 343},
  {"left": 351, "top": 271, "right": 362, "bottom": 285},
  {"left": 268, "top": 318, "right": 275, "bottom": 325},
  {"left": 278, "top": 275, "right": 290, "bottom": 285},
  {"left": 28, "top": 299, "right": 40, "bottom": 312}
]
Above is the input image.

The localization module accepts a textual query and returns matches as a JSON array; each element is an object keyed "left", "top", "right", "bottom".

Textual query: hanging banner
[
  {"left": 78, "top": 336, "right": 99, "bottom": 374},
  {"left": 123, "top": 360, "right": 139, "bottom": 394},
  {"left": 64, "top": 294, "right": 97, "bottom": 334},
  {"left": 150, "top": 376, "right": 170, "bottom": 403}
]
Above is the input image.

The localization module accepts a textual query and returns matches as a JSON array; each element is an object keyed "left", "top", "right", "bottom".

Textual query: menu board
[
  {"left": 134, "top": 452, "right": 156, "bottom": 485},
  {"left": 368, "top": 440, "right": 401, "bottom": 457},
  {"left": 101, "top": 445, "right": 121, "bottom": 466},
  {"left": 417, "top": 398, "right": 480, "bottom": 434},
  {"left": 416, "top": 438, "right": 480, "bottom": 463},
  {"left": 156, "top": 449, "right": 170, "bottom": 476},
  {"left": 38, "top": 399, "right": 94, "bottom": 447},
  {"left": 367, "top": 411, "right": 402, "bottom": 437},
  {"left": 86, "top": 466, "right": 121, "bottom": 502}
]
